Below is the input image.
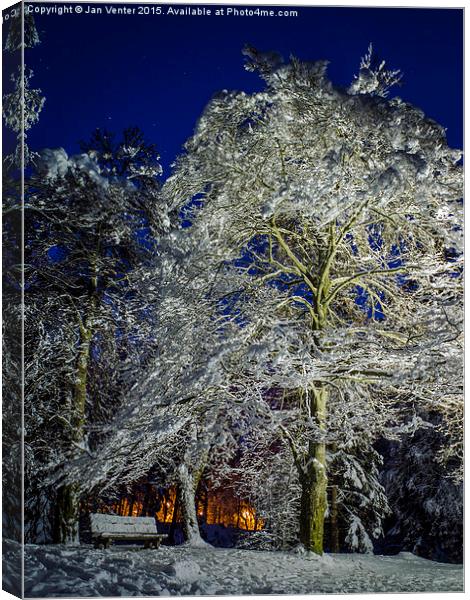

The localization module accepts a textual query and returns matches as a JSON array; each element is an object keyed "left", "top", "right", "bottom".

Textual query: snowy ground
[{"left": 3, "top": 540, "right": 464, "bottom": 597}]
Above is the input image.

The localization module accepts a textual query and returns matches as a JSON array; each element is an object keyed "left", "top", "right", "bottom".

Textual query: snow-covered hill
[{"left": 3, "top": 539, "right": 463, "bottom": 597}]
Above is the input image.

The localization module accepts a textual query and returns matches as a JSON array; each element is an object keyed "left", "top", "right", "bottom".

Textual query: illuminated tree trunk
[
  {"left": 176, "top": 443, "right": 209, "bottom": 542},
  {"left": 53, "top": 298, "right": 95, "bottom": 544},
  {"left": 176, "top": 463, "right": 201, "bottom": 544},
  {"left": 299, "top": 385, "right": 328, "bottom": 555},
  {"left": 175, "top": 458, "right": 209, "bottom": 546},
  {"left": 176, "top": 413, "right": 215, "bottom": 544}
]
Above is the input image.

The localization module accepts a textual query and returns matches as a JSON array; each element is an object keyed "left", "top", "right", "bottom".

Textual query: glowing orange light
[{"left": 104, "top": 484, "right": 264, "bottom": 532}]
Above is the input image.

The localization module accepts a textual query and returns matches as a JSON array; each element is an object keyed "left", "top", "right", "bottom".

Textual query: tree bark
[
  {"left": 53, "top": 484, "right": 80, "bottom": 544},
  {"left": 329, "top": 485, "right": 340, "bottom": 553},
  {"left": 176, "top": 463, "right": 201, "bottom": 544},
  {"left": 53, "top": 299, "right": 95, "bottom": 544},
  {"left": 176, "top": 462, "right": 209, "bottom": 547},
  {"left": 175, "top": 416, "right": 213, "bottom": 544},
  {"left": 203, "top": 487, "right": 209, "bottom": 524},
  {"left": 298, "top": 385, "right": 328, "bottom": 555},
  {"left": 168, "top": 487, "right": 180, "bottom": 544},
  {"left": 142, "top": 482, "right": 154, "bottom": 517}
]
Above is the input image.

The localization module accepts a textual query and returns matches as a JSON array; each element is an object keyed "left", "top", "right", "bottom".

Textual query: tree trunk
[
  {"left": 298, "top": 385, "right": 328, "bottom": 554},
  {"left": 175, "top": 417, "right": 213, "bottom": 545},
  {"left": 169, "top": 487, "right": 180, "bottom": 544},
  {"left": 329, "top": 485, "right": 340, "bottom": 553},
  {"left": 203, "top": 487, "right": 209, "bottom": 524},
  {"left": 53, "top": 484, "right": 80, "bottom": 544},
  {"left": 53, "top": 300, "right": 95, "bottom": 544},
  {"left": 142, "top": 483, "right": 153, "bottom": 517},
  {"left": 177, "top": 464, "right": 200, "bottom": 543},
  {"left": 176, "top": 463, "right": 208, "bottom": 547}
]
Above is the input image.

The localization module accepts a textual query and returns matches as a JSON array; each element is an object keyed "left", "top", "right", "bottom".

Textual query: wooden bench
[{"left": 90, "top": 514, "right": 168, "bottom": 549}]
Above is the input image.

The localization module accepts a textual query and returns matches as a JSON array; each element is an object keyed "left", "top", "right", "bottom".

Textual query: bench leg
[{"left": 143, "top": 540, "right": 163, "bottom": 549}]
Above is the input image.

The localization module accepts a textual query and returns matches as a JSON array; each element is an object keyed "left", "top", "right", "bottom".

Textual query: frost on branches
[
  {"left": 2, "top": 27, "right": 463, "bottom": 563},
  {"left": 163, "top": 46, "right": 462, "bottom": 554},
  {"left": 2, "top": 10, "right": 44, "bottom": 555},
  {"left": 17, "top": 130, "right": 166, "bottom": 544}
]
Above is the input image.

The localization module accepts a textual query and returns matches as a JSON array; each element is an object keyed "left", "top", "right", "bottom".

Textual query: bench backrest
[{"left": 90, "top": 513, "right": 157, "bottom": 536}]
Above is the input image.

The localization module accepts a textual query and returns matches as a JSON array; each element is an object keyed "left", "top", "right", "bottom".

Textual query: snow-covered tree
[
  {"left": 207, "top": 321, "right": 393, "bottom": 553},
  {"left": 329, "top": 440, "right": 390, "bottom": 553},
  {"left": 2, "top": 9, "right": 43, "bottom": 547},
  {"left": 21, "top": 132, "right": 165, "bottom": 543},
  {"left": 381, "top": 421, "right": 463, "bottom": 563},
  {"left": 161, "top": 46, "right": 462, "bottom": 554},
  {"left": 3, "top": 10, "right": 44, "bottom": 168},
  {"left": 60, "top": 224, "right": 266, "bottom": 546},
  {"left": 80, "top": 127, "right": 163, "bottom": 191},
  {"left": 5, "top": 25, "right": 461, "bottom": 561}
]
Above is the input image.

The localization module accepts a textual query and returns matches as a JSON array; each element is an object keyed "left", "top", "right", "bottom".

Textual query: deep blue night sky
[{"left": 22, "top": 3, "right": 463, "bottom": 176}]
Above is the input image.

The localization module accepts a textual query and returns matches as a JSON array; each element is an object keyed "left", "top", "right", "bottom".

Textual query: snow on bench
[{"left": 90, "top": 513, "right": 168, "bottom": 549}]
